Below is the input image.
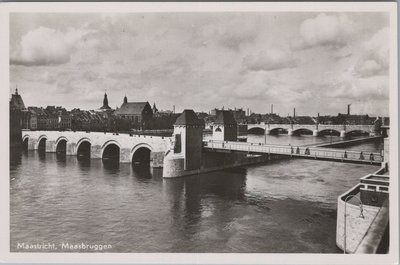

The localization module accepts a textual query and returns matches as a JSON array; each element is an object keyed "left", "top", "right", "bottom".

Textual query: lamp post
[{"left": 344, "top": 194, "right": 364, "bottom": 254}]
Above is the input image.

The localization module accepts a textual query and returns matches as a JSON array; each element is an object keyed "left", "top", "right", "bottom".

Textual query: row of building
[
  {"left": 9, "top": 89, "right": 176, "bottom": 132},
  {"left": 10, "top": 88, "right": 389, "bottom": 133}
]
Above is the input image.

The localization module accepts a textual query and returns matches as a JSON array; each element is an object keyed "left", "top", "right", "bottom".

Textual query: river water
[{"left": 10, "top": 134, "right": 382, "bottom": 253}]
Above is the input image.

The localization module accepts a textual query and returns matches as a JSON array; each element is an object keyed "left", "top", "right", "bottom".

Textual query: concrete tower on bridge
[
  {"left": 212, "top": 111, "right": 237, "bottom": 141},
  {"left": 163, "top": 110, "right": 205, "bottom": 177}
]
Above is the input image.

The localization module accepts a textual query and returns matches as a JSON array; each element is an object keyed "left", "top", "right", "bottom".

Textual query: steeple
[
  {"left": 152, "top": 102, "right": 158, "bottom": 113},
  {"left": 100, "top": 90, "right": 111, "bottom": 110},
  {"left": 103, "top": 92, "right": 109, "bottom": 107},
  {"left": 15, "top": 85, "right": 18, "bottom": 95},
  {"left": 123, "top": 95, "right": 128, "bottom": 104}
]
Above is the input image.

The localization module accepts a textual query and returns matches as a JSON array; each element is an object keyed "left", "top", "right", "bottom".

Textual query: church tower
[
  {"left": 123, "top": 95, "right": 128, "bottom": 104},
  {"left": 100, "top": 91, "right": 111, "bottom": 110}
]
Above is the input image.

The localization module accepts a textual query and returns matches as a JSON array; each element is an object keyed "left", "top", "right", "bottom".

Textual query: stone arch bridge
[
  {"left": 22, "top": 130, "right": 171, "bottom": 167},
  {"left": 247, "top": 124, "right": 376, "bottom": 137}
]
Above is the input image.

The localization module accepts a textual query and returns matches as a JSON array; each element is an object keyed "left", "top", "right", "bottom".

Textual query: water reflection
[
  {"left": 102, "top": 159, "right": 120, "bottom": 174},
  {"left": 55, "top": 153, "right": 66, "bottom": 164},
  {"left": 132, "top": 163, "right": 152, "bottom": 180},
  {"left": 9, "top": 148, "right": 22, "bottom": 169},
  {"left": 38, "top": 151, "right": 46, "bottom": 161}
]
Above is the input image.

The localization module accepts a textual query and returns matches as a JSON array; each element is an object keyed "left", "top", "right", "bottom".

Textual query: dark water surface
[{"left": 10, "top": 136, "right": 380, "bottom": 253}]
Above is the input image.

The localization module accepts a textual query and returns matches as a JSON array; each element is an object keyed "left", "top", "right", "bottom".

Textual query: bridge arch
[
  {"left": 269, "top": 127, "right": 288, "bottom": 135},
  {"left": 318, "top": 129, "right": 341, "bottom": 136},
  {"left": 247, "top": 127, "right": 265, "bottom": 135},
  {"left": 131, "top": 143, "right": 153, "bottom": 163},
  {"left": 76, "top": 138, "right": 91, "bottom": 159},
  {"left": 37, "top": 135, "right": 48, "bottom": 152},
  {"left": 101, "top": 140, "right": 121, "bottom": 161},
  {"left": 346, "top": 129, "right": 370, "bottom": 136},
  {"left": 292, "top": 128, "right": 313, "bottom": 135},
  {"left": 55, "top": 136, "right": 68, "bottom": 154},
  {"left": 22, "top": 134, "right": 30, "bottom": 142},
  {"left": 22, "top": 135, "right": 29, "bottom": 150}
]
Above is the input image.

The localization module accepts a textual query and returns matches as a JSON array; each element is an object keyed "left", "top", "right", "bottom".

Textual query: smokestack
[
  {"left": 173, "top": 105, "right": 175, "bottom": 114},
  {"left": 247, "top": 108, "right": 249, "bottom": 116},
  {"left": 271, "top": 104, "right": 273, "bottom": 114},
  {"left": 347, "top": 104, "right": 351, "bottom": 115},
  {"left": 293, "top": 108, "right": 296, "bottom": 118}
]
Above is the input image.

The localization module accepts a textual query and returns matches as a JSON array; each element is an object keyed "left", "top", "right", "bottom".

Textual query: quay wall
[
  {"left": 336, "top": 163, "right": 389, "bottom": 254},
  {"left": 336, "top": 184, "right": 381, "bottom": 253}
]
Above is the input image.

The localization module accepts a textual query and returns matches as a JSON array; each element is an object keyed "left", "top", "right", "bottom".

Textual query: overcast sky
[{"left": 10, "top": 12, "right": 390, "bottom": 116}]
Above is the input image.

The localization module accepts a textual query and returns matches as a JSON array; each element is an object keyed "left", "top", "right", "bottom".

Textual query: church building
[{"left": 114, "top": 95, "right": 153, "bottom": 124}]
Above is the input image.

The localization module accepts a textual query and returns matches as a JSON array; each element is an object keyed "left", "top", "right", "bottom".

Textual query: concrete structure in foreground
[
  {"left": 22, "top": 130, "right": 170, "bottom": 167},
  {"left": 247, "top": 123, "right": 377, "bottom": 137},
  {"left": 336, "top": 139, "right": 390, "bottom": 254}
]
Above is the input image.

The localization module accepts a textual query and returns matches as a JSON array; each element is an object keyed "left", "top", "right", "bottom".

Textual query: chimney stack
[
  {"left": 347, "top": 104, "right": 351, "bottom": 115},
  {"left": 293, "top": 108, "right": 296, "bottom": 118},
  {"left": 271, "top": 104, "right": 273, "bottom": 114}
]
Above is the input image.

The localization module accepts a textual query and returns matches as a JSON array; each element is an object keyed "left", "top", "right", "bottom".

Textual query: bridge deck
[{"left": 203, "top": 140, "right": 383, "bottom": 165}]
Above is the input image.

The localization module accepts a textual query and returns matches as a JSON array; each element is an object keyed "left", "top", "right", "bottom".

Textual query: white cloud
[
  {"left": 191, "top": 15, "right": 260, "bottom": 50},
  {"left": 295, "top": 13, "right": 355, "bottom": 49},
  {"left": 354, "top": 27, "right": 389, "bottom": 77},
  {"left": 243, "top": 48, "right": 297, "bottom": 71},
  {"left": 11, "top": 26, "right": 90, "bottom": 66}
]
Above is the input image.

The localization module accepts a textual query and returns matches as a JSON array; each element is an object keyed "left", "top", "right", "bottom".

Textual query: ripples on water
[{"left": 10, "top": 135, "right": 381, "bottom": 253}]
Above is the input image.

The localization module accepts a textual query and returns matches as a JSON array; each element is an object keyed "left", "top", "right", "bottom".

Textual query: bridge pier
[
  {"left": 120, "top": 147, "right": 131, "bottom": 163},
  {"left": 265, "top": 129, "right": 271, "bottom": 135},
  {"left": 66, "top": 142, "right": 76, "bottom": 155},
  {"left": 27, "top": 138, "right": 37, "bottom": 150},
  {"left": 340, "top": 130, "right": 346, "bottom": 138},
  {"left": 46, "top": 140, "right": 56, "bottom": 153},
  {"left": 151, "top": 152, "right": 165, "bottom": 168},
  {"left": 313, "top": 130, "right": 319, "bottom": 137},
  {"left": 90, "top": 144, "right": 102, "bottom": 159},
  {"left": 287, "top": 129, "right": 293, "bottom": 136}
]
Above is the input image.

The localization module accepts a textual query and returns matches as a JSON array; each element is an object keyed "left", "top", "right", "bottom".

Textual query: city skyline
[{"left": 10, "top": 12, "right": 390, "bottom": 116}]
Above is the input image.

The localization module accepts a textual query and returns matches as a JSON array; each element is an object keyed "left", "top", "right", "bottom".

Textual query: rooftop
[
  {"left": 214, "top": 110, "right": 237, "bottom": 125},
  {"left": 174, "top": 109, "right": 204, "bottom": 126},
  {"left": 114, "top": 102, "right": 149, "bottom": 115}
]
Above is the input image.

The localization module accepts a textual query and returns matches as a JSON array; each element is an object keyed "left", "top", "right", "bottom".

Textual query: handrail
[{"left": 203, "top": 140, "right": 383, "bottom": 163}]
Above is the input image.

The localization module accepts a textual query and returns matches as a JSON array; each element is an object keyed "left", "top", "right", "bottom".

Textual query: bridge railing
[{"left": 203, "top": 140, "right": 383, "bottom": 163}]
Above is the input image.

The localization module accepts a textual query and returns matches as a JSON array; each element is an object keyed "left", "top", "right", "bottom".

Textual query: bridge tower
[
  {"left": 212, "top": 111, "right": 237, "bottom": 141},
  {"left": 163, "top": 110, "right": 205, "bottom": 178}
]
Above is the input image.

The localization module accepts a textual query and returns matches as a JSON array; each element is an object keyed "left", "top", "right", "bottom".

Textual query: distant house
[{"left": 114, "top": 96, "right": 153, "bottom": 124}]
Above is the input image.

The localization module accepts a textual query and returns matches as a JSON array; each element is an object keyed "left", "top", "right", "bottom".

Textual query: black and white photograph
[{"left": 2, "top": 2, "right": 398, "bottom": 264}]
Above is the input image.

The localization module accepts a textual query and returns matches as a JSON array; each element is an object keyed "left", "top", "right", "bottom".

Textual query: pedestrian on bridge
[
  {"left": 305, "top": 147, "right": 310, "bottom": 155},
  {"left": 359, "top": 151, "right": 364, "bottom": 160},
  {"left": 296, "top": 147, "right": 300, "bottom": 154},
  {"left": 370, "top": 153, "right": 374, "bottom": 161},
  {"left": 344, "top": 151, "right": 347, "bottom": 159}
]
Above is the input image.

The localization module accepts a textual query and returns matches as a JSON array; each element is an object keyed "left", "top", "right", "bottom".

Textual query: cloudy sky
[{"left": 10, "top": 12, "right": 390, "bottom": 116}]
